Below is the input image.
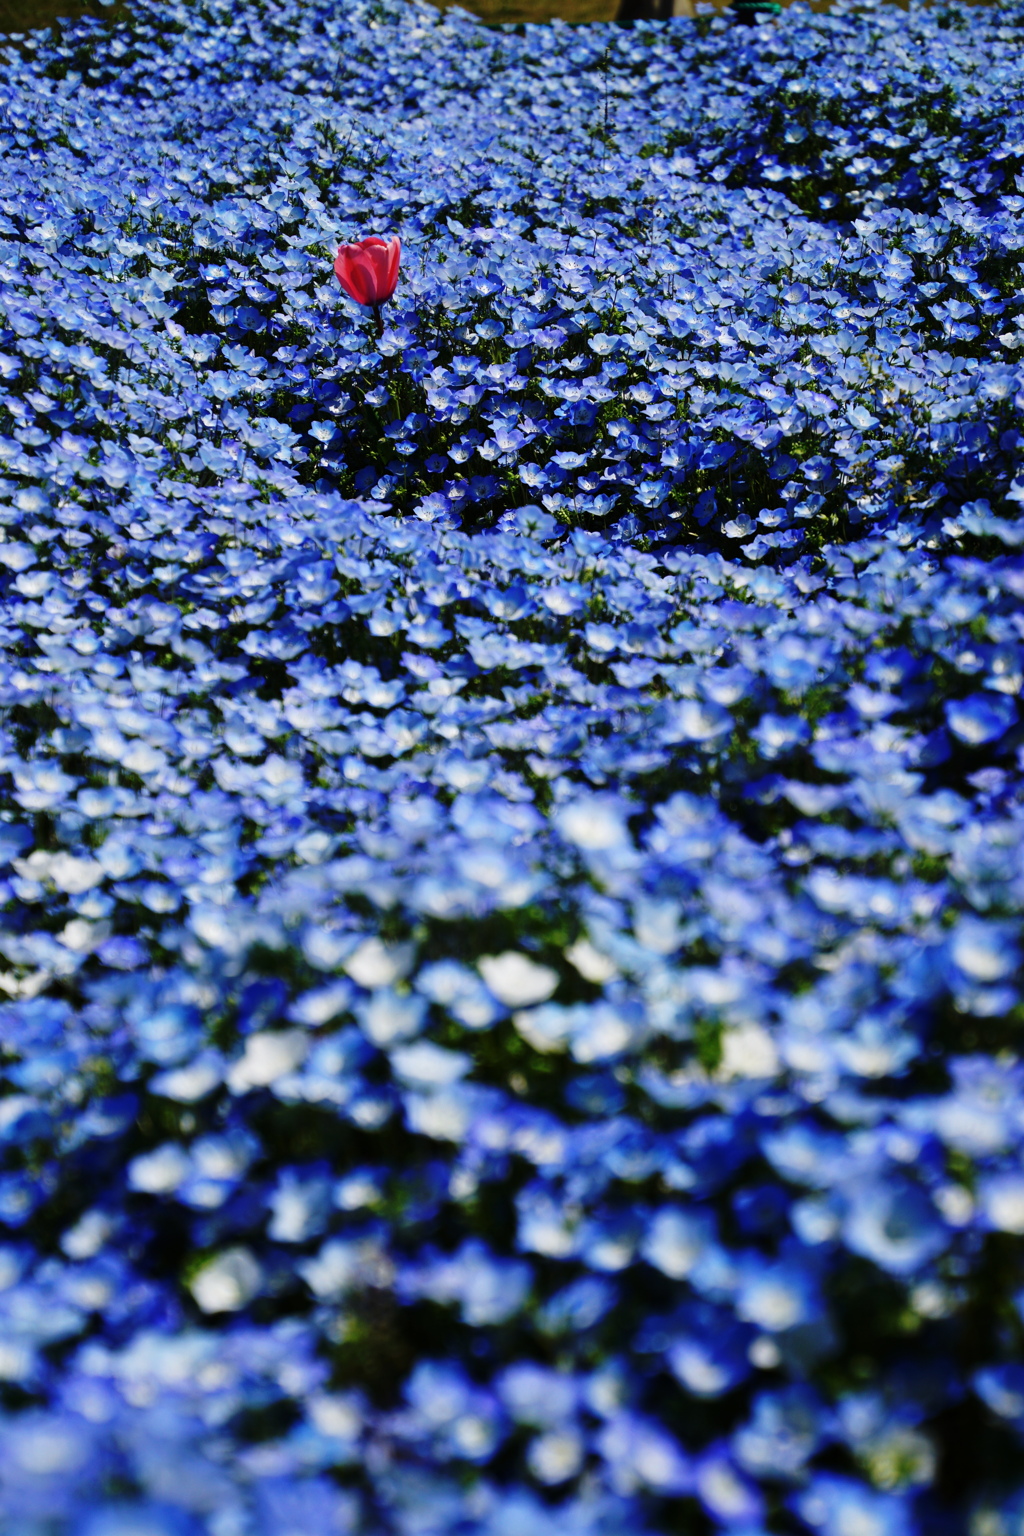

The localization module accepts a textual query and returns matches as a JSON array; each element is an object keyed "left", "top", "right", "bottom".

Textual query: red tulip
[{"left": 334, "top": 235, "right": 401, "bottom": 311}]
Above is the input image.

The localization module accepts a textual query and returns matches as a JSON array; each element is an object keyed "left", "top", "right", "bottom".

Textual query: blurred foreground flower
[{"left": 334, "top": 234, "right": 401, "bottom": 338}]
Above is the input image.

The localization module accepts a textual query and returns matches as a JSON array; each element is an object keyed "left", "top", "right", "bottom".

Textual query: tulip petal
[{"left": 385, "top": 237, "right": 402, "bottom": 298}]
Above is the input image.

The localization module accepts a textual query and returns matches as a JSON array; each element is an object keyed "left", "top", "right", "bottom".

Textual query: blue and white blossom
[{"left": 0, "top": 0, "right": 1022, "bottom": 1529}]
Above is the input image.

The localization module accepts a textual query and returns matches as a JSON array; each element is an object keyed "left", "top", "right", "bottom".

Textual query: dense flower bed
[{"left": 1, "top": 0, "right": 1024, "bottom": 1529}]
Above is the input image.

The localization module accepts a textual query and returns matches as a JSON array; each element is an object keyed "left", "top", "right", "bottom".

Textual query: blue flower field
[{"left": 1, "top": 0, "right": 1024, "bottom": 1529}]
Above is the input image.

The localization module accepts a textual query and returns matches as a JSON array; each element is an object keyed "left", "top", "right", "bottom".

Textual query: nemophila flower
[
  {"left": 3, "top": 0, "right": 1024, "bottom": 1527},
  {"left": 188, "top": 1247, "right": 263, "bottom": 1314},
  {"left": 844, "top": 1181, "right": 949, "bottom": 1277}
]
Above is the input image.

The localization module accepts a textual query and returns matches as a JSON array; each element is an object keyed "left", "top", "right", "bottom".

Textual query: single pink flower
[{"left": 334, "top": 235, "right": 401, "bottom": 308}]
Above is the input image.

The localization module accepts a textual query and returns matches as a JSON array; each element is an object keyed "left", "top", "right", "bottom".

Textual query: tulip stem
[{"left": 372, "top": 304, "right": 384, "bottom": 340}]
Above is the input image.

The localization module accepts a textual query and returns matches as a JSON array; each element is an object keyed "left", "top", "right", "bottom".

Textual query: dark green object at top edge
[{"left": 731, "top": 0, "right": 784, "bottom": 16}]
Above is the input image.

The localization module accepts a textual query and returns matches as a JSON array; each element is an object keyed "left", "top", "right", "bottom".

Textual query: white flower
[
  {"left": 189, "top": 1248, "right": 263, "bottom": 1314},
  {"left": 344, "top": 936, "right": 415, "bottom": 988},
  {"left": 479, "top": 951, "right": 558, "bottom": 1007},
  {"left": 527, "top": 1427, "right": 585, "bottom": 1484},
  {"left": 389, "top": 1041, "right": 471, "bottom": 1088},
  {"left": 357, "top": 988, "right": 427, "bottom": 1047},
  {"left": 127, "top": 1143, "right": 191, "bottom": 1195},
  {"left": 555, "top": 795, "right": 630, "bottom": 851},
  {"left": 226, "top": 1029, "right": 308, "bottom": 1092},
  {"left": 13, "top": 850, "right": 103, "bottom": 894},
  {"left": 566, "top": 937, "right": 619, "bottom": 983}
]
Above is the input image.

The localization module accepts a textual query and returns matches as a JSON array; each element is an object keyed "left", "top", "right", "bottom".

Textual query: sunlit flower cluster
[{"left": 0, "top": 0, "right": 1023, "bottom": 1530}]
